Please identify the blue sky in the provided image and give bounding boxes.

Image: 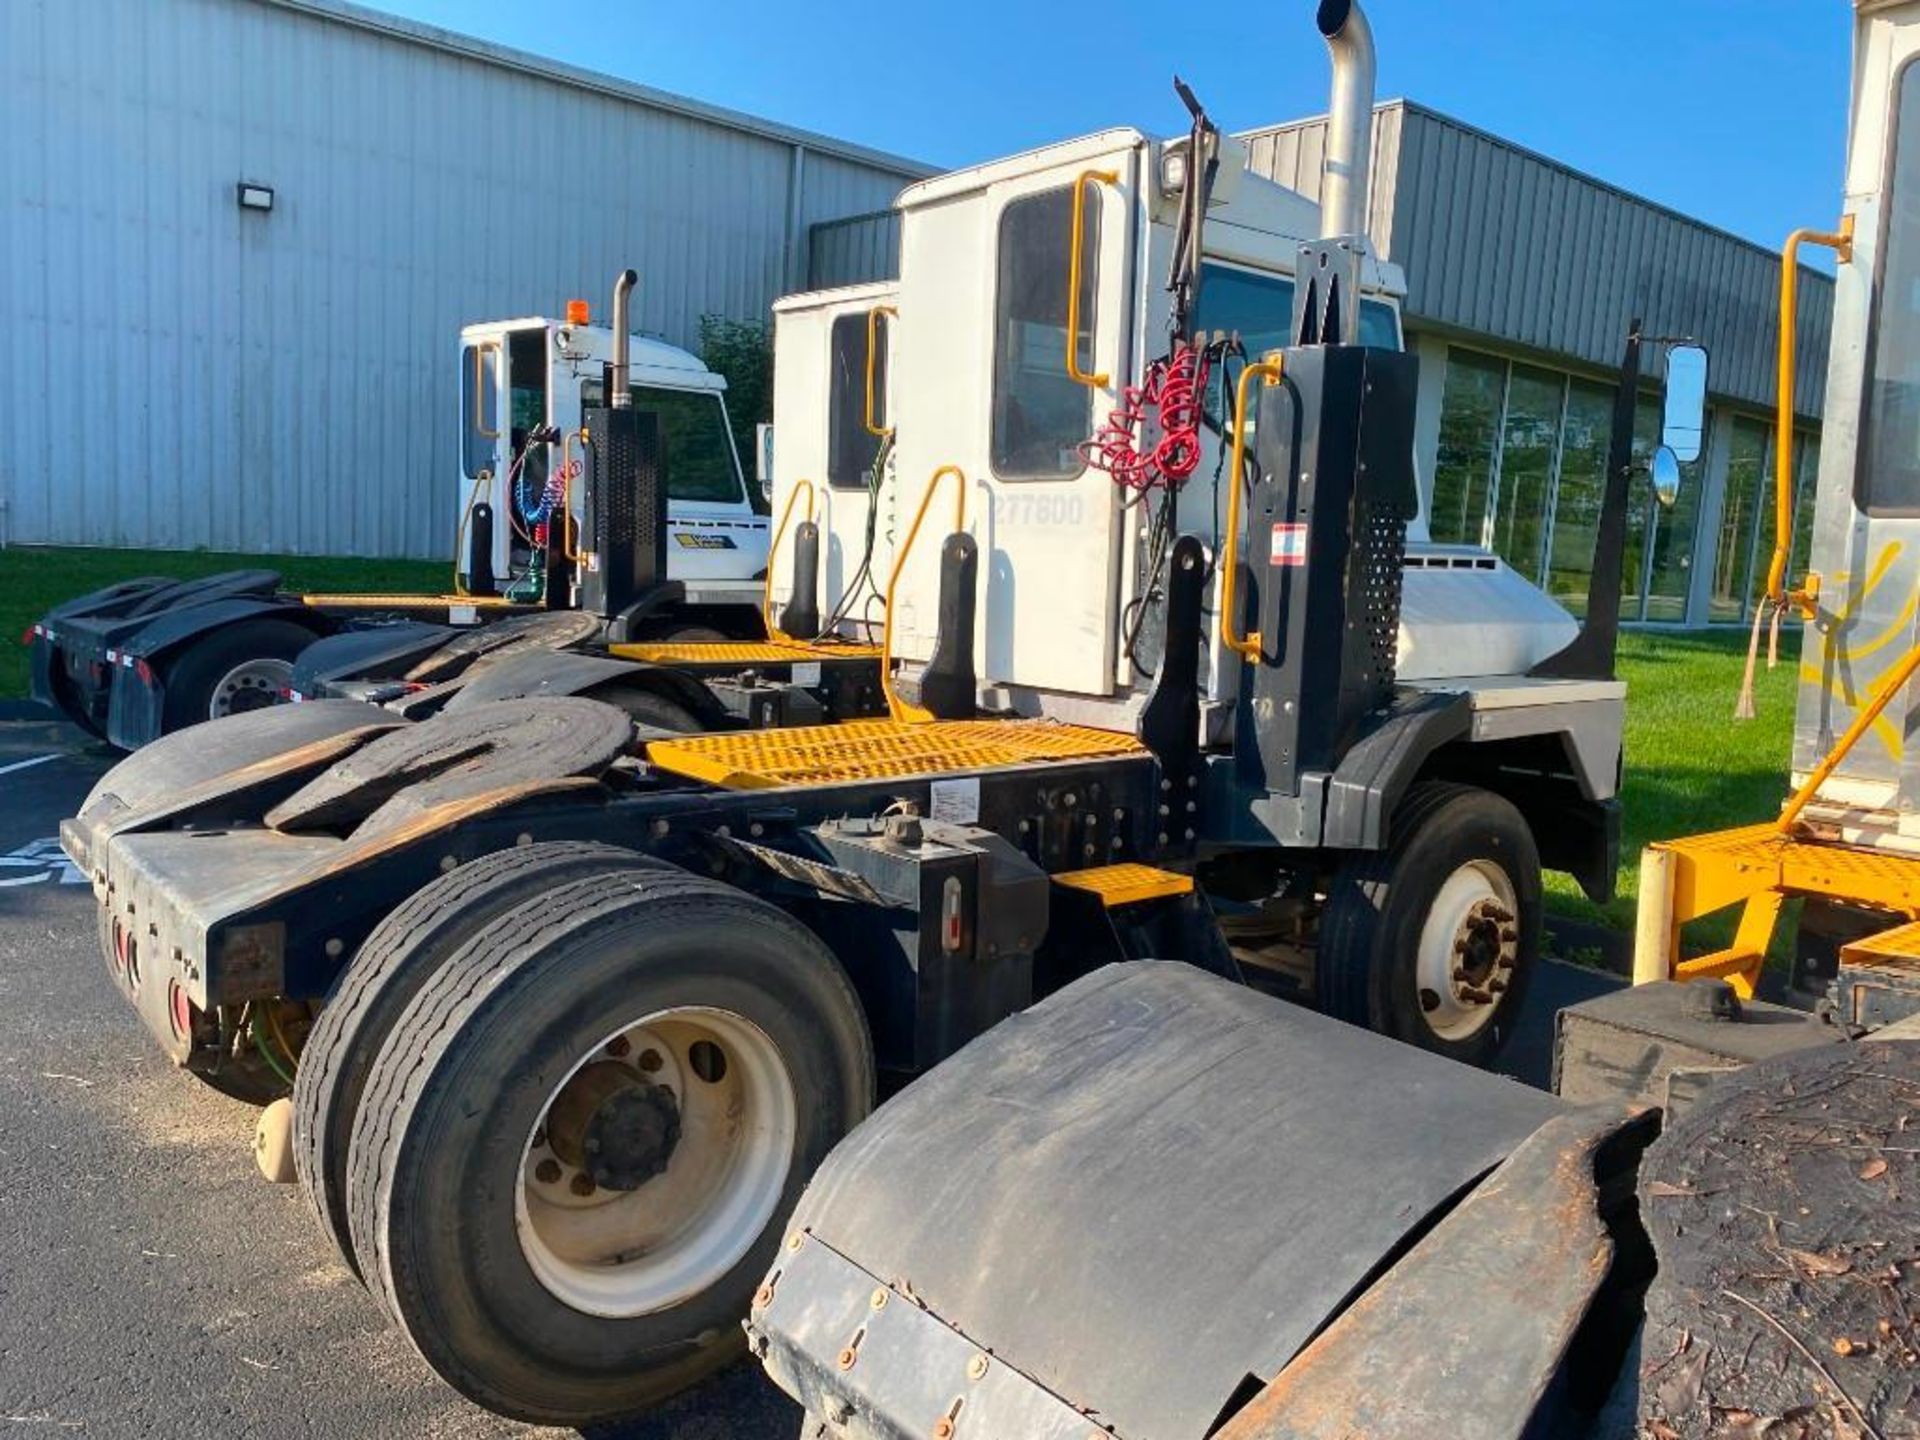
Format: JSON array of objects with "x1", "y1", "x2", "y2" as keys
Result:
[{"x1": 379, "y1": 0, "x2": 1848, "y2": 253}]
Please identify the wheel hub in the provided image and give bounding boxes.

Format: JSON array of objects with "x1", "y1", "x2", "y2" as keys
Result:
[
  {"x1": 545, "y1": 1061, "x2": 682, "y2": 1192},
  {"x1": 1446, "y1": 897, "x2": 1518, "y2": 1008}
]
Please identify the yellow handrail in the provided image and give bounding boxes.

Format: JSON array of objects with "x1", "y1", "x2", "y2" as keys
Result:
[
  {"x1": 561, "y1": 430, "x2": 586, "y2": 564},
  {"x1": 471, "y1": 343, "x2": 500, "y2": 440},
  {"x1": 864, "y1": 305, "x2": 897, "y2": 439},
  {"x1": 1778, "y1": 637, "x2": 1920, "y2": 833},
  {"x1": 1765, "y1": 216, "x2": 1853, "y2": 614},
  {"x1": 882, "y1": 465, "x2": 967, "y2": 723},
  {"x1": 1065, "y1": 169, "x2": 1118, "y2": 389},
  {"x1": 1221, "y1": 357, "x2": 1286, "y2": 662},
  {"x1": 762, "y1": 479, "x2": 817, "y2": 640}
]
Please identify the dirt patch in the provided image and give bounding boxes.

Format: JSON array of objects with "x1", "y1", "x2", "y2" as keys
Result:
[{"x1": 1638, "y1": 1041, "x2": 1919, "y2": 1438}]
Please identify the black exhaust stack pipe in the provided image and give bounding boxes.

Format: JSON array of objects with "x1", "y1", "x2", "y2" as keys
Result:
[
  {"x1": 779, "y1": 522, "x2": 822, "y2": 639},
  {"x1": 580, "y1": 269, "x2": 681, "y2": 638}
]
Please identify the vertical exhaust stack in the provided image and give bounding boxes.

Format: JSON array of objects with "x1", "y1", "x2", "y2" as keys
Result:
[
  {"x1": 1317, "y1": 0, "x2": 1376, "y2": 244},
  {"x1": 610, "y1": 268, "x2": 638, "y2": 408}
]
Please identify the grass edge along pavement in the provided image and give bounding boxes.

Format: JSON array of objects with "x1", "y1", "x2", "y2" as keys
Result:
[
  {"x1": 0, "y1": 546, "x2": 444, "y2": 702},
  {"x1": 3, "y1": 547, "x2": 1799, "y2": 944}
]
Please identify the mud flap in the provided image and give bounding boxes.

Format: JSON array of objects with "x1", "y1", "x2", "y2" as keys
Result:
[{"x1": 753, "y1": 962, "x2": 1564, "y2": 1440}]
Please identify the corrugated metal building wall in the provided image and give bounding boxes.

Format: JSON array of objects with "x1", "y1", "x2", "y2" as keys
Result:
[
  {"x1": 0, "y1": 0, "x2": 928, "y2": 557},
  {"x1": 1241, "y1": 101, "x2": 1833, "y2": 416},
  {"x1": 808, "y1": 210, "x2": 901, "y2": 291}
]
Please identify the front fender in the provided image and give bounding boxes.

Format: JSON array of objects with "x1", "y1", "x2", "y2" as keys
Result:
[{"x1": 440, "y1": 649, "x2": 727, "y2": 725}]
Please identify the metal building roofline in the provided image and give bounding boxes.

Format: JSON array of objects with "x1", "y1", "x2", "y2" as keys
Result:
[
  {"x1": 254, "y1": 0, "x2": 939, "y2": 180},
  {"x1": 1238, "y1": 98, "x2": 1835, "y2": 279}
]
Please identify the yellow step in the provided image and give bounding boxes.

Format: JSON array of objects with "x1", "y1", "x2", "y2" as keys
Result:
[
  {"x1": 1841, "y1": 918, "x2": 1920, "y2": 971},
  {"x1": 1053, "y1": 864, "x2": 1194, "y2": 908}
]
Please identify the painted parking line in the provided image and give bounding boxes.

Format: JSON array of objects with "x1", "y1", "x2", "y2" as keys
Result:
[{"x1": 0, "y1": 753, "x2": 62, "y2": 778}]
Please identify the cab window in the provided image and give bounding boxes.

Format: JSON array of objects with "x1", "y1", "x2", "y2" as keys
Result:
[
  {"x1": 581, "y1": 382, "x2": 745, "y2": 505},
  {"x1": 1860, "y1": 59, "x2": 1920, "y2": 514},
  {"x1": 461, "y1": 343, "x2": 499, "y2": 479},
  {"x1": 991, "y1": 186, "x2": 1098, "y2": 480},
  {"x1": 829, "y1": 312, "x2": 886, "y2": 489},
  {"x1": 1193, "y1": 261, "x2": 1401, "y2": 359}
]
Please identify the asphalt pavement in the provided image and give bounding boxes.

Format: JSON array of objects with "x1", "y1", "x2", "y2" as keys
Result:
[{"x1": 0, "y1": 712, "x2": 1618, "y2": 1438}]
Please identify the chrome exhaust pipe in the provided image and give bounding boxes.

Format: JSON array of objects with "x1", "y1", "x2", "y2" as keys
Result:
[
  {"x1": 1317, "y1": 0, "x2": 1376, "y2": 242},
  {"x1": 610, "y1": 268, "x2": 638, "y2": 408}
]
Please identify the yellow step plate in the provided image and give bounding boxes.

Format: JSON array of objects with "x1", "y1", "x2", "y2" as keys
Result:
[
  {"x1": 300, "y1": 592, "x2": 521, "y2": 609},
  {"x1": 1842, "y1": 918, "x2": 1920, "y2": 970},
  {"x1": 1658, "y1": 824, "x2": 1920, "y2": 915},
  {"x1": 610, "y1": 639, "x2": 882, "y2": 666},
  {"x1": 1054, "y1": 863, "x2": 1193, "y2": 908},
  {"x1": 646, "y1": 718, "x2": 1145, "y2": 789}
]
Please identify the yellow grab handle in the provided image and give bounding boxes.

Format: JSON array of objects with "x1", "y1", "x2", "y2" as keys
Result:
[
  {"x1": 865, "y1": 305, "x2": 897, "y2": 439},
  {"x1": 882, "y1": 465, "x2": 967, "y2": 723},
  {"x1": 1065, "y1": 169, "x2": 1118, "y2": 389},
  {"x1": 1221, "y1": 358, "x2": 1286, "y2": 663},
  {"x1": 471, "y1": 344, "x2": 500, "y2": 440},
  {"x1": 1765, "y1": 216, "x2": 1853, "y2": 614},
  {"x1": 560, "y1": 431, "x2": 587, "y2": 563},
  {"x1": 762, "y1": 479, "x2": 818, "y2": 640}
]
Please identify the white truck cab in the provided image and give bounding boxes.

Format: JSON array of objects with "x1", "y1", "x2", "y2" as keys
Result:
[{"x1": 458, "y1": 315, "x2": 768, "y2": 619}]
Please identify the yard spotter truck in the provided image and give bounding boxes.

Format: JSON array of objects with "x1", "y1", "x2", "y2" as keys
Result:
[
  {"x1": 742, "y1": 4, "x2": 1920, "y2": 1439},
  {"x1": 60, "y1": 0, "x2": 1688, "y2": 1423},
  {"x1": 276, "y1": 277, "x2": 904, "y2": 736},
  {"x1": 22, "y1": 274, "x2": 856, "y2": 749}
]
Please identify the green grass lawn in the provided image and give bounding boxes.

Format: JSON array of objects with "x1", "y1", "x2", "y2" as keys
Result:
[
  {"x1": 1547, "y1": 625, "x2": 1799, "y2": 932},
  {"x1": 0, "y1": 546, "x2": 444, "y2": 700},
  {"x1": 4, "y1": 547, "x2": 1799, "y2": 938}
]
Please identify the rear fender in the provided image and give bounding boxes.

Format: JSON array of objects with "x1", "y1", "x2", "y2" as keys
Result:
[
  {"x1": 1217, "y1": 1107, "x2": 1658, "y2": 1440},
  {"x1": 63, "y1": 701, "x2": 402, "y2": 880},
  {"x1": 118, "y1": 594, "x2": 325, "y2": 666},
  {"x1": 439, "y1": 649, "x2": 728, "y2": 726}
]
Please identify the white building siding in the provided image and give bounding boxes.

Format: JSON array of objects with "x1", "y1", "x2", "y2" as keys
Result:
[{"x1": 0, "y1": 0, "x2": 925, "y2": 556}]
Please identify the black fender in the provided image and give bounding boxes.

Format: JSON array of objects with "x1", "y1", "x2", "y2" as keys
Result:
[
  {"x1": 1322, "y1": 689, "x2": 1472, "y2": 850},
  {"x1": 439, "y1": 648, "x2": 728, "y2": 726},
  {"x1": 291, "y1": 623, "x2": 456, "y2": 699},
  {"x1": 116, "y1": 593, "x2": 328, "y2": 667}
]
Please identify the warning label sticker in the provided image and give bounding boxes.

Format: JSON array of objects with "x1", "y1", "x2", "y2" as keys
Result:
[{"x1": 1271, "y1": 522, "x2": 1308, "y2": 566}]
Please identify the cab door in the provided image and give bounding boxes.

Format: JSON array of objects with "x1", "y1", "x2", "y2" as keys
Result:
[
  {"x1": 1795, "y1": 7, "x2": 1920, "y2": 819},
  {"x1": 895, "y1": 137, "x2": 1142, "y2": 697}
]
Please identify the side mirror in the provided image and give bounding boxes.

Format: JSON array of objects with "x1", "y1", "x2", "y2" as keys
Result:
[
  {"x1": 754, "y1": 422, "x2": 775, "y2": 500},
  {"x1": 1661, "y1": 344, "x2": 1708, "y2": 463},
  {"x1": 1650, "y1": 445, "x2": 1683, "y2": 509}
]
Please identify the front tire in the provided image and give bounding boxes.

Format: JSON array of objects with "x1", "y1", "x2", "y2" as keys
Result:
[
  {"x1": 1317, "y1": 782, "x2": 1540, "y2": 1067},
  {"x1": 346, "y1": 869, "x2": 872, "y2": 1425}
]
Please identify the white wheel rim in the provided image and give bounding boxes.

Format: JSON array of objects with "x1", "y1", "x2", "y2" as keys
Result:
[
  {"x1": 1413, "y1": 861, "x2": 1520, "y2": 1042},
  {"x1": 515, "y1": 1007, "x2": 798, "y2": 1318},
  {"x1": 209, "y1": 658, "x2": 294, "y2": 718}
]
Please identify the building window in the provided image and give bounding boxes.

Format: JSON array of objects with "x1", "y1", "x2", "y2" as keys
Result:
[
  {"x1": 1429, "y1": 348, "x2": 1506, "y2": 546},
  {"x1": 1427, "y1": 343, "x2": 1745, "y2": 625},
  {"x1": 828, "y1": 312, "x2": 885, "y2": 489},
  {"x1": 1711, "y1": 416, "x2": 1770, "y2": 621},
  {"x1": 1490, "y1": 363, "x2": 1564, "y2": 581},
  {"x1": 1637, "y1": 397, "x2": 1710, "y2": 623},
  {"x1": 990, "y1": 186, "x2": 1097, "y2": 480},
  {"x1": 1547, "y1": 380, "x2": 1614, "y2": 616}
]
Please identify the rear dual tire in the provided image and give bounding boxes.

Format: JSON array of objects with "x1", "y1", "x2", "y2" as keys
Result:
[
  {"x1": 324, "y1": 854, "x2": 872, "y2": 1425},
  {"x1": 160, "y1": 618, "x2": 316, "y2": 731}
]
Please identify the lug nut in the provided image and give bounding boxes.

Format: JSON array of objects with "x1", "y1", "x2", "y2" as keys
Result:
[
  {"x1": 535, "y1": 1158, "x2": 562, "y2": 1184},
  {"x1": 569, "y1": 1173, "x2": 597, "y2": 1197},
  {"x1": 606, "y1": 1035, "x2": 631, "y2": 1058}
]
